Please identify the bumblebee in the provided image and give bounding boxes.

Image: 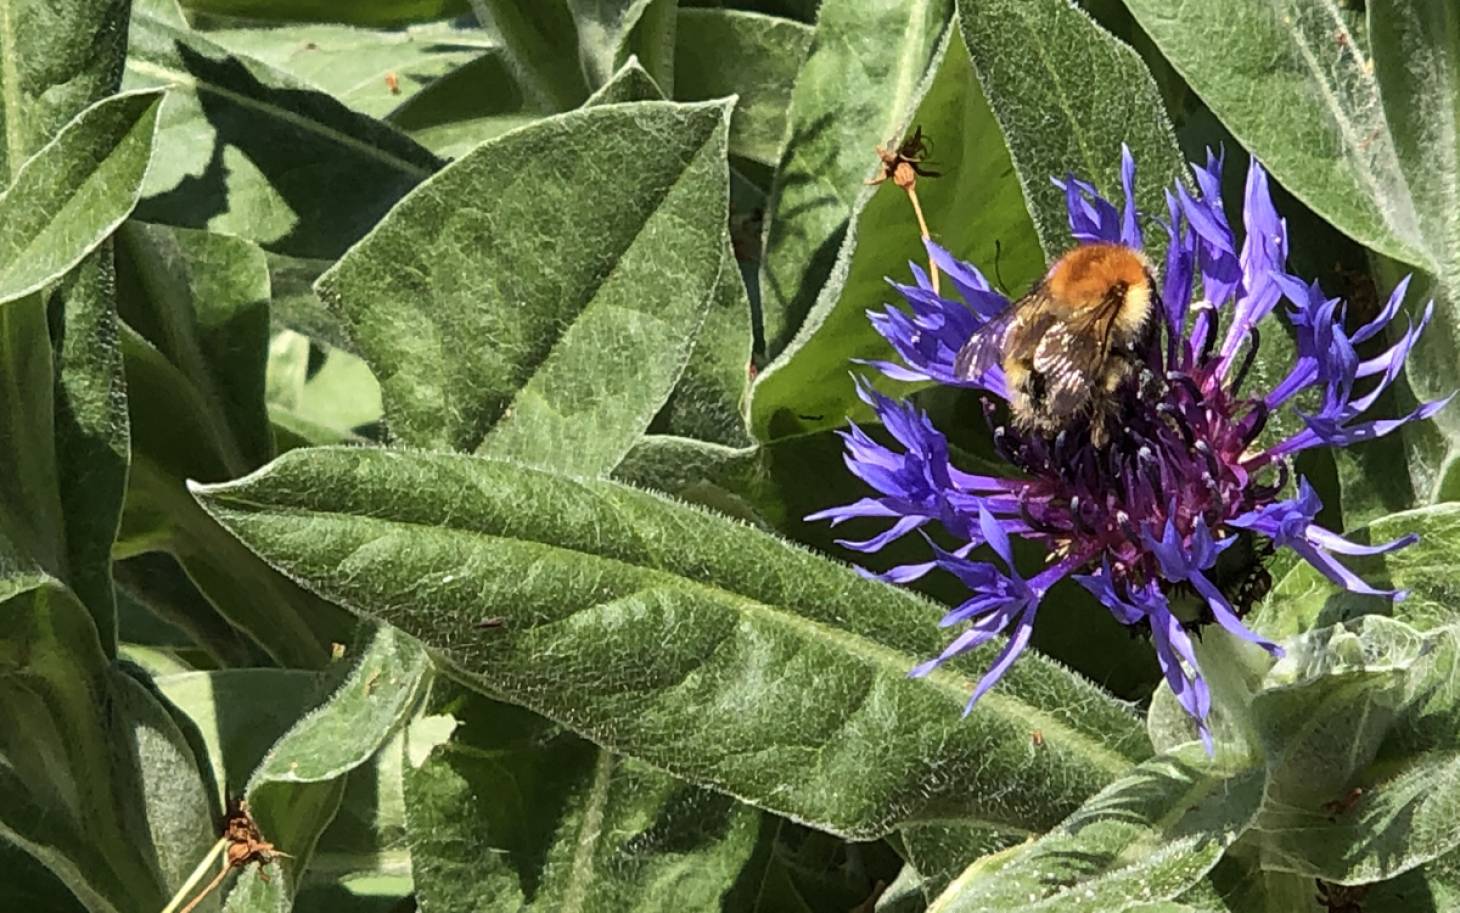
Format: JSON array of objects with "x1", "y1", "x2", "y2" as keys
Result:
[{"x1": 954, "y1": 242, "x2": 1157, "y2": 446}]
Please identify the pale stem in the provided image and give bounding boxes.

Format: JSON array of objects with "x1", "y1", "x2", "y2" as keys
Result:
[{"x1": 160, "y1": 837, "x2": 228, "y2": 913}]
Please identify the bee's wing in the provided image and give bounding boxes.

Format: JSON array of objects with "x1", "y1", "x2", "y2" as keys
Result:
[
  {"x1": 952, "y1": 307, "x2": 1021, "y2": 382},
  {"x1": 1033, "y1": 322, "x2": 1104, "y2": 416}
]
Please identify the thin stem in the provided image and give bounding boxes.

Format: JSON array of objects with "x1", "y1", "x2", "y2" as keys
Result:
[
  {"x1": 160, "y1": 837, "x2": 228, "y2": 913},
  {"x1": 905, "y1": 186, "x2": 941, "y2": 296}
]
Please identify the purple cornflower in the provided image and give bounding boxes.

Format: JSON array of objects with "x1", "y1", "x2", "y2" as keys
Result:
[{"x1": 810, "y1": 146, "x2": 1448, "y2": 751}]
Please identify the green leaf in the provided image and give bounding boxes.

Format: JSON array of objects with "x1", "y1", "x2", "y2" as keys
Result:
[
  {"x1": 299, "y1": 730, "x2": 412, "y2": 908},
  {"x1": 0, "y1": 565, "x2": 191, "y2": 913},
  {"x1": 648, "y1": 251, "x2": 756, "y2": 447},
  {"x1": 1254, "y1": 504, "x2": 1460, "y2": 641},
  {"x1": 566, "y1": 0, "x2": 677, "y2": 92},
  {"x1": 49, "y1": 250, "x2": 132, "y2": 649},
  {"x1": 384, "y1": 47, "x2": 550, "y2": 158},
  {"x1": 927, "y1": 747, "x2": 1263, "y2": 913},
  {"x1": 0, "y1": 90, "x2": 163, "y2": 306},
  {"x1": 117, "y1": 552, "x2": 269, "y2": 666},
  {"x1": 159, "y1": 668, "x2": 331, "y2": 799},
  {"x1": 118, "y1": 222, "x2": 274, "y2": 477},
  {"x1": 316, "y1": 99, "x2": 733, "y2": 474},
  {"x1": 898, "y1": 824, "x2": 1022, "y2": 903},
  {"x1": 747, "y1": 27, "x2": 1045, "y2": 440},
  {"x1": 1120, "y1": 0, "x2": 1429, "y2": 270},
  {"x1": 115, "y1": 221, "x2": 357, "y2": 668},
  {"x1": 584, "y1": 53, "x2": 664, "y2": 104},
  {"x1": 758, "y1": 0, "x2": 953, "y2": 358},
  {"x1": 0, "y1": 1, "x2": 148, "y2": 651},
  {"x1": 469, "y1": 0, "x2": 591, "y2": 108},
  {"x1": 406, "y1": 689, "x2": 766, "y2": 912},
  {"x1": 674, "y1": 9, "x2": 812, "y2": 165},
  {"x1": 0, "y1": 0, "x2": 132, "y2": 179},
  {"x1": 1366, "y1": 3, "x2": 1460, "y2": 481},
  {"x1": 265, "y1": 330, "x2": 383, "y2": 445},
  {"x1": 1122, "y1": 0, "x2": 1460, "y2": 489},
  {"x1": 176, "y1": 0, "x2": 472, "y2": 26},
  {"x1": 470, "y1": 0, "x2": 676, "y2": 104},
  {"x1": 382, "y1": 38, "x2": 662, "y2": 161},
  {"x1": 124, "y1": 11, "x2": 443, "y2": 258},
  {"x1": 957, "y1": 0, "x2": 1186, "y2": 259},
  {"x1": 107, "y1": 664, "x2": 219, "y2": 911},
  {"x1": 220, "y1": 625, "x2": 429, "y2": 912},
  {"x1": 194, "y1": 446, "x2": 1151, "y2": 838},
  {"x1": 1254, "y1": 616, "x2": 1460, "y2": 884},
  {"x1": 1362, "y1": 845, "x2": 1460, "y2": 913},
  {"x1": 200, "y1": 21, "x2": 497, "y2": 119}
]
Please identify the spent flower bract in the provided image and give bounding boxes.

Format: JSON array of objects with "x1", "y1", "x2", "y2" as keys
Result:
[{"x1": 811, "y1": 147, "x2": 1448, "y2": 751}]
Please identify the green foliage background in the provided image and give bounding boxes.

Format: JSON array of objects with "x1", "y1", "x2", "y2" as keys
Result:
[{"x1": 1, "y1": 1, "x2": 1458, "y2": 911}]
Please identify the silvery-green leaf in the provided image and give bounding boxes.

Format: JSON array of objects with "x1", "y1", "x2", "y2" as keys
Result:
[
  {"x1": 927, "y1": 747, "x2": 1263, "y2": 913},
  {"x1": 0, "y1": 562, "x2": 200, "y2": 913},
  {"x1": 115, "y1": 222, "x2": 357, "y2": 668},
  {"x1": 1122, "y1": 0, "x2": 1460, "y2": 490},
  {"x1": 125, "y1": 11, "x2": 443, "y2": 258},
  {"x1": 757, "y1": 0, "x2": 954, "y2": 359},
  {"x1": 673, "y1": 8, "x2": 812, "y2": 164},
  {"x1": 193, "y1": 446, "x2": 1151, "y2": 838},
  {"x1": 316, "y1": 99, "x2": 733, "y2": 475},
  {"x1": 0, "y1": 0, "x2": 131, "y2": 177},
  {"x1": 1254, "y1": 616, "x2": 1460, "y2": 884},
  {"x1": 747, "y1": 26, "x2": 1044, "y2": 439},
  {"x1": 405, "y1": 688, "x2": 765, "y2": 913},
  {"x1": 218, "y1": 626, "x2": 430, "y2": 912},
  {"x1": 956, "y1": 0, "x2": 1186, "y2": 258},
  {"x1": 0, "y1": 90, "x2": 163, "y2": 306},
  {"x1": 0, "y1": 1, "x2": 152, "y2": 651}
]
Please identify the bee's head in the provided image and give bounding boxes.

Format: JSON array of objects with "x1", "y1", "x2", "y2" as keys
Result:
[{"x1": 1046, "y1": 242, "x2": 1154, "y2": 336}]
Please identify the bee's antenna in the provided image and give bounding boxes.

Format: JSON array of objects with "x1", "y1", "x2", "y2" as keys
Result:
[{"x1": 992, "y1": 240, "x2": 1011, "y2": 295}]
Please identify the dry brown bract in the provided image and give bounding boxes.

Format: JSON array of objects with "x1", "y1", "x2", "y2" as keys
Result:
[
  {"x1": 868, "y1": 125, "x2": 940, "y2": 190},
  {"x1": 173, "y1": 799, "x2": 287, "y2": 913},
  {"x1": 867, "y1": 126, "x2": 944, "y2": 295}
]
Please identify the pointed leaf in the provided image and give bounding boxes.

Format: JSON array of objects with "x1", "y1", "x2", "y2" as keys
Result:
[
  {"x1": 115, "y1": 222, "x2": 356, "y2": 668},
  {"x1": 928, "y1": 747, "x2": 1263, "y2": 913},
  {"x1": 406, "y1": 689, "x2": 765, "y2": 912},
  {"x1": 194, "y1": 446, "x2": 1151, "y2": 838},
  {"x1": 0, "y1": 90, "x2": 163, "y2": 306},
  {"x1": 316, "y1": 99, "x2": 733, "y2": 474},
  {"x1": 0, "y1": 563, "x2": 198, "y2": 913},
  {"x1": 1121, "y1": 0, "x2": 1431, "y2": 269},
  {"x1": 673, "y1": 8, "x2": 812, "y2": 165},
  {"x1": 0, "y1": 0, "x2": 147, "y2": 651},
  {"x1": 748, "y1": 27, "x2": 1044, "y2": 439},
  {"x1": 957, "y1": 0, "x2": 1186, "y2": 258},
  {"x1": 758, "y1": 0, "x2": 954, "y2": 358},
  {"x1": 124, "y1": 12, "x2": 443, "y2": 258},
  {"x1": 1255, "y1": 616, "x2": 1460, "y2": 884},
  {"x1": 220, "y1": 625, "x2": 430, "y2": 912}
]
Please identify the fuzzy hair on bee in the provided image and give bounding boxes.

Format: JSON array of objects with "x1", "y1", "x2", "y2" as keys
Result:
[{"x1": 954, "y1": 242, "x2": 1158, "y2": 446}]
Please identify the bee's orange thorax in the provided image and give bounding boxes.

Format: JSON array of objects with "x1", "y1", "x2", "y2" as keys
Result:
[{"x1": 1045, "y1": 243, "x2": 1150, "y2": 310}]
